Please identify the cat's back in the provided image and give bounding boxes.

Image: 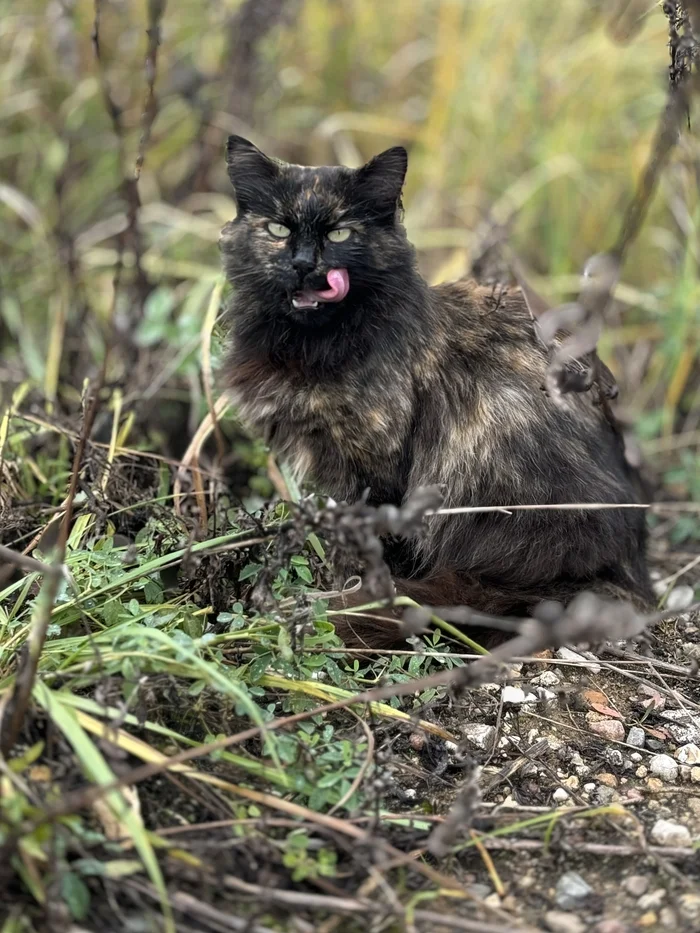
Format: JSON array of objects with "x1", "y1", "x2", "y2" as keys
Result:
[
  {"x1": 423, "y1": 277, "x2": 551, "y2": 397},
  {"x1": 429, "y1": 278, "x2": 541, "y2": 351},
  {"x1": 421, "y1": 276, "x2": 611, "y2": 446}
]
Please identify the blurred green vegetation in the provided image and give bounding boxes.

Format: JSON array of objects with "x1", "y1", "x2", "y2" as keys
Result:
[{"x1": 1, "y1": 0, "x2": 697, "y2": 439}]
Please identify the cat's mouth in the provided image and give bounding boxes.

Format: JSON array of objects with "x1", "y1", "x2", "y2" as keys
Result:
[{"x1": 291, "y1": 268, "x2": 349, "y2": 310}]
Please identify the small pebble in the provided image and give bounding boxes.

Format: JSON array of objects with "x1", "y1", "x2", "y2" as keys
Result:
[
  {"x1": 533, "y1": 670, "x2": 561, "y2": 687},
  {"x1": 626, "y1": 726, "x2": 645, "y2": 748},
  {"x1": 590, "y1": 719, "x2": 625, "y2": 742},
  {"x1": 592, "y1": 921, "x2": 630, "y2": 933},
  {"x1": 687, "y1": 797, "x2": 700, "y2": 815},
  {"x1": 623, "y1": 875, "x2": 649, "y2": 896},
  {"x1": 462, "y1": 723, "x2": 496, "y2": 752},
  {"x1": 408, "y1": 733, "x2": 425, "y2": 751},
  {"x1": 595, "y1": 772, "x2": 618, "y2": 788},
  {"x1": 563, "y1": 775, "x2": 580, "y2": 789},
  {"x1": 680, "y1": 765, "x2": 692, "y2": 782},
  {"x1": 649, "y1": 754, "x2": 679, "y2": 783},
  {"x1": 666, "y1": 584, "x2": 695, "y2": 611},
  {"x1": 638, "y1": 913, "x2": 657, "y2": 928},
  {"x1": 635, "y1": 765, "x2": 648, "y2": 778},
  {"x1": 554, "y1": 871, "x2": 593, "y2": 910},
  {"x1": 676, "y1": 743, "x2": 700, "y2": 765},
  {"x1": 679, "y1": 893, "x2": 700, "y2": 921},
  {"x1": 544, "y1": 911, "x2": 586, "y2": 933},
  {"x1": 692, "y1": 767, "x2": 700, "y2": 784},
  {"x1": 553, "y1": 787, "x2": 570, "y2": 803},
  {"x1": 659, "y1": 907, "x2": 678, "y2": 929},
  {"x1": 596, "y1": 785, "x2": 616, "y2": 805},
  {"x1": 583, "y1": 782, "x2": 596, "y2": 793},
  {"x1": 638, "y1": 889, "x2": 665, "y2": 910},
  {"x1": 604, "y1": 747, "x2": 624, "y2": 768},
  {"x1": 650, "y1": 818, "x2": 692, "y2": 847},
  {"x1": 646, "y1": 777, "x2": 664, "y2": 792},
  {"x1": 630, "y1": 752, "x2": 642, "y2": 763},
  {"x1": 501, "y1": 686, "x2": 531, "y2": 704}
]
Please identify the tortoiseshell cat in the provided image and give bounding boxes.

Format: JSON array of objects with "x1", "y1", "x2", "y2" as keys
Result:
[{"x1": 220, "y1": 136, "x2": 653, "y2": 645}]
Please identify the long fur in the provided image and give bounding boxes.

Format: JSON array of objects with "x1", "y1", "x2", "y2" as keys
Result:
[{"x1": 220, "y1": 136, "x2": 654, "y2": 646}]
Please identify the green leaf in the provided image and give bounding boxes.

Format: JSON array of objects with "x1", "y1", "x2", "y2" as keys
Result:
[
  {"x1": 61, "y1": 872, "x2": 90, "y2": 921},
  {"x1": 317, "y1": 772, "x2": 343, "y2": 789},
  {"x1": 143, "y1": 579, "x2": 163, "y2": 603},
  {"x1": 8, "y1": 740, "x2": 44, "y2": 773},
  {"x1": 295, "y1": 565, "x2": 313, "y2": 585},
  {"x1": 239, "y1": 562, "x2": 263, "y2": 582}
]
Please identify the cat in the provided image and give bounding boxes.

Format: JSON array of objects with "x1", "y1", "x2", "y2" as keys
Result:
[{"x1": 219, "y1": 135, "x2": 654, "y2": 646}]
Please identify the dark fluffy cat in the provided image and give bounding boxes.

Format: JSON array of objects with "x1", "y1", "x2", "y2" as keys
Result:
[{"x1": 220, "y1": 135, "x2": 654, "y2": 646}]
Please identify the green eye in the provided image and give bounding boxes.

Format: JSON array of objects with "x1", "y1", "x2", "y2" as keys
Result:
[
  {"x1": 327, "y1": 227, "x2": 351, "y2": 243},
  {"x1": 267, "y1": 222, "x2": 291, "y2": 238}
]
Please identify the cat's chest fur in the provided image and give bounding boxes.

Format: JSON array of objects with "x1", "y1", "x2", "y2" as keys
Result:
[{"x1": 228, "y1": 354, "x2": 414, "y2": 501}]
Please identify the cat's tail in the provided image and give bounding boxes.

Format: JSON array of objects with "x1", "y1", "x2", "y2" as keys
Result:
[{"x1": 330, "y1": 569, "x2": 654, "y2": 649}]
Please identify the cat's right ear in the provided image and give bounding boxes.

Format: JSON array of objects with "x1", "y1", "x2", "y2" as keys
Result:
[
  {"x1": 354, "y1": 146, "x2": 408, "y2": 222},
  {"x1": 225, "y1": 135, "x2": 280, "y2": 213}
]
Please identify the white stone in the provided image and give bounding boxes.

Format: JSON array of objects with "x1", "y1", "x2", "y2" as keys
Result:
[
  {"x1": 649, "y1": 754, "x2": 679, "y2": 783},
  {"x1": 533, "y1": 670, "x2": 561, "y2": 687},
  {"x1": 666, "y1": 585, "x2": 695, "y2": 612},
  {"x1": 626, "y1": 726, "x2": 646, "y2": 748},
  {"x1": 501, "y1": 685, "x2": 555, "y2": 704},
  {"x1": 553, "y1": 788, "x2": 570, "y2": 803},
  {"x1": 462, "y1": 723, "x2": 497, "y2": 751},
  {"x1": 544, "y1": 912, "x2": 586, "y2": 933},
  {"x1": 639, "y1": 889, "x2": 666, "y2": 910},
  {"x1": 650, "y1": 819, "x2": 692, "y2": 847},
  {"x1": 676, "y1": 743, "x2": 700, "y2": 765}
]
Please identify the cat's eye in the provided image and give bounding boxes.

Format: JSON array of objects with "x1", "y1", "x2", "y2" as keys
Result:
[
  {"x1": 327, "y1": 227, "x2": 351, "y2": 243},
  {"x1": 267, "y1": 222, "x2": 291, "y2": 238}
]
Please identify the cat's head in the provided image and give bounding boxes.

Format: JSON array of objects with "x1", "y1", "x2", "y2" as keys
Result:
[{"x1": 220, "y1": 136, "x2": 412, "y2": 325}]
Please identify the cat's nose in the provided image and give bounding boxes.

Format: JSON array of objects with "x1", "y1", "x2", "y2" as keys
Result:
[{"x1": 292, "y1": 249, "x2": 316, "y2": 278}]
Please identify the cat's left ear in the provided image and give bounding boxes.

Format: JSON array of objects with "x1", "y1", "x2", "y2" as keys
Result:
[
  {"x1": 226, "y1": 135, "x2": 281, "y2": 212},
  {"x1": 354, "y1": 147, "x2": 408, "y2": 222}
]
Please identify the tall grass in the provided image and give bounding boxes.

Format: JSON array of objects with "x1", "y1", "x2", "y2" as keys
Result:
[{"x1": 1, "y1": 1, "x2": 696, "y2": 426}]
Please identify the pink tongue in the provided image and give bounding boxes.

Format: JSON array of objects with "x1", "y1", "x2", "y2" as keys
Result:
[{"x1": 304, "y1": 268, "x2": 350, "y2": 303}]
